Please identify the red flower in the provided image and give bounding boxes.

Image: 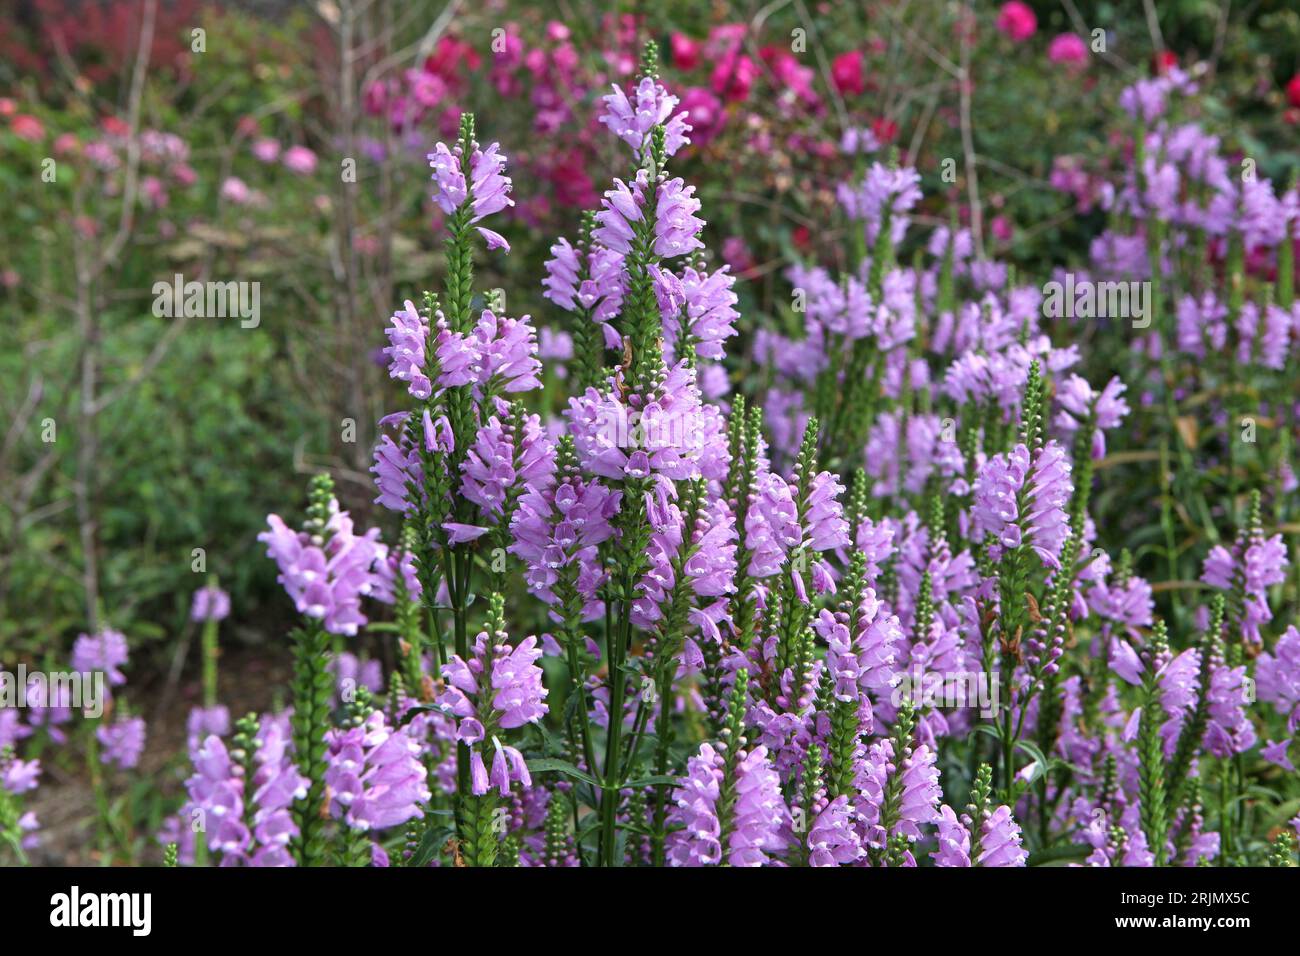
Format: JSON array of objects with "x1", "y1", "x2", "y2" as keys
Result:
[
  {"x1": 871, "y1": 116, "x2": 899, "y2": 144},
  {"x1": 11, "y1": 114, "x2": 44, "y2": 141},
  {"x1": 671, "y1": 32, "x2": 700, "y2": 71},
  {"x1": 681, "y1": 87, "x2": 725, "y2": 145},
  {"x1": 1152, "y1": 50, "x2": 1179, "y2": 75},
  {"x1": 425, "y1": 35, "x2": 481, "y2": 79},
  {"x1": 995, "y1": 2, "x2": 1037, "y2": 43},
  {"x1": 831, "y1": 50, "x2": 865, "y2": 96},
  {"x1": 1048, "y1": 33, "x2": 1089, "y2": 67},
  {"x1": 711, "y1": 52, "x2": 759, "y2": 102},
  {"x1": 792, "y1": 225, "x2": 812, "y2": 250},
  {"x1": 1287, "y1": 74, "x2": 1300, "y2": 110}
]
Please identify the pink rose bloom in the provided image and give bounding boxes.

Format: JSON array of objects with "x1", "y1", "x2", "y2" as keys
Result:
[
  {"x1": 363, "y1": 80, "x2": 389, "y2": 116},
  {"x1": 53, "y1": 133, "x2": 80, "y2": 155},
  {"x1": 141, "y1": 176, "x2": 168, "y2": 209},
  {"x1": 711, "y1": 52, "x2": 759, "y2": 102},
  {"x1": 721, "y1": 236, "x2": 754, "y2": 274},
  {"x1": 679, "y1": 86, "x2": 724, "y2": 145},
  {"x1": 608, "y1": 51, "x2": 636, "y2": 77},
  {"x1": 171, "y1": 162, "x2": 197, "y2": 187},
  {"x1": 1047, "y1": 33, "x2": 1089, "y2": 66},
  {"x1": 763, "y1": 47, "x2": 817, "y2": 104},
  {"x1": 0, "y1": 98, "x2": 15, "y2": 116},
  {"x1": 831, "y1": 50, "x2": 865, "y2": 96},
  {"x1": 252, "y1": 137, "x2": 280, "y2": 163},
  {"x1": 705, "y1": 23, "x2": 746, "y2": 59},
  {"x1": 11, "y1": 114, "x2": 44, "y2": 141},
  {"x1": 282, "y1": 145, "x2": 318, "y2": 175},
  {"x1": 996, "y1": 2, "x2": 1037, "y2": 42},
  {"x1": 671, "y1": 32, "x2": 700, "y2": 70},
  {"x1": 220, "y1": 176, "x2": 252, "y2": 205}
]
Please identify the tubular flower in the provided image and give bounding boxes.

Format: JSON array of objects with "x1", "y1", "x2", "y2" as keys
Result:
[
  {"x1": 808, "y1": 795, "x2": 864, "y2": 866},
  {"x1": 371, "y1": 416, "x2": 425, "y2": 516},
  {"x1": 97, "y1": 715, "x2": 146, "y2": 770},
  {"x1": 977, "y1": 806, "x2": 1028, "y2": 866},
  {"x1": 971, "y1": 441, "x2": 1073, "y2": 568},
  {"x1": 324, "y1": 711, "x2": 430, "y2": 830},
  {"x1": 258, "y1": 499, "x2": 383, "y2": 636},
  {"x1": 665, "y1": 743, "x2": 724, "y2": 866},
  {"x1": 384, "y1": 299, "x2": 433, "y2": 399},
  {"x1": 567, "y1": 360, "x2": 719, "y2": 483},
  {"x1": 460, "y1": 407, "x2": 556, "y2": 525},
  {"x1": 1158, "y1": 647, "x2": 1202, "y2": 756},
  {"x1": 745, "y1": 470, "x2": 802, "y2": 578},
  {"x1": 72, "y1": 629, "x2": 130, "y2": 687},
  {"x1": 191, "y1": 585, "x2": 231, "y2": 622},
  {"x1": 815, "y1": 592, "x2": 903, "y2": 702},
  {"x1": 599, "y1": 76, "x2": 692, "y2": 156},
  {"x1": 654, "y1": 177, "x2": 706, "y2": 259},
  {"x1": 433, "y1": 626, "x2": 549, "y2": 796},
  {"x1": 472, "y1": 310, "x2": 544, "y2": 395},
  {"x1": 755, "y1": 468, "x2": 851, "y2": 601},
  {"x1": 1203, "y1": 656, "x2": 1256, "y2": 758},
  {"x1": 428, "y1": 139, "x2": 513, "y2": 222},
  {"x1": 931, "y1": 805, "x2": 972, "y2": 866},
  {"x1": 369, "y1": 544, "x2": 422, "y2": 604},
  {"x1": 594, "y1": 171, "x2": 705, "y2": 260},
  {"x1": 1201, "y1": 531, "x2": 1288, "y2": 645},
  {"x1": 542, "y1": 237, "x2": 627, "y2": 343},
  {"x1": 893, "y1": 744, "x2": 942, "y2": 843},
  {"x1": 183, "y1": 717, "x2": 307, "y2": 867},
  {"x1": 1257, "y1": 626, "x2": 1300, "y2": 728},
  {"x1": 1054, "y1": 374, "x2": 1130, "y2": 458},
  {"x1": 727, "y1": 745, "x2": 787, "y2": 866},
  {"x1": 491, "y1": 635, "x2": 549, "y2": 729},
  {"x1": 508, "y1": 467, "x2": 618, "y2": 616},
  {"x1": 433, "y1": 310, "x2": 544, "y2": 397},
  {"x1": 838, "y1": 162, "x2": 923, "y2": 247}
]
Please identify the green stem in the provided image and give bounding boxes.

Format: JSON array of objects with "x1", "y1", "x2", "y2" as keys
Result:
[{"x1": 290, "y1": 619, "x2": 332, "y2": 867}]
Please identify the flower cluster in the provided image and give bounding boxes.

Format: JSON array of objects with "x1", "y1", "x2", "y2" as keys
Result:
[
  {"x1": 258, "y1": 496, "x2": 384, "y2": 637},
  {"x1": 43, "y1": 39, "x2": 1297, "y2": 873}
]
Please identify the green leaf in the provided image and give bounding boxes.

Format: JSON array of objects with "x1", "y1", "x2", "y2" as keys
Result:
[
  {"x1": 1011, "y1": 739, "x2": 1052, "y2": 786},
  {"x1": 1027, "y1": 843, "x2": 1091, "y2": 866},
  {"x1": 526, "y1": 758, "x2": 601, "y2": 788},
  {"x1": 408, "y1": 824, "x2": 453, "y2": 868},
  {"x1": 395, "y1": 704, "x2": 439, "y2": 727},
  {"x1": 621, "y1": 774, "x2": 679, "y2": 789},
  {"x1": 971, "y1": 723, "x2": 1002, "y2": 744}
]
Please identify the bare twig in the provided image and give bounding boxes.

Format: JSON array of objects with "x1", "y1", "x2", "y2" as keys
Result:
[{"x1": 958, "y1": 1, "x2": 983, "y2": 259}]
